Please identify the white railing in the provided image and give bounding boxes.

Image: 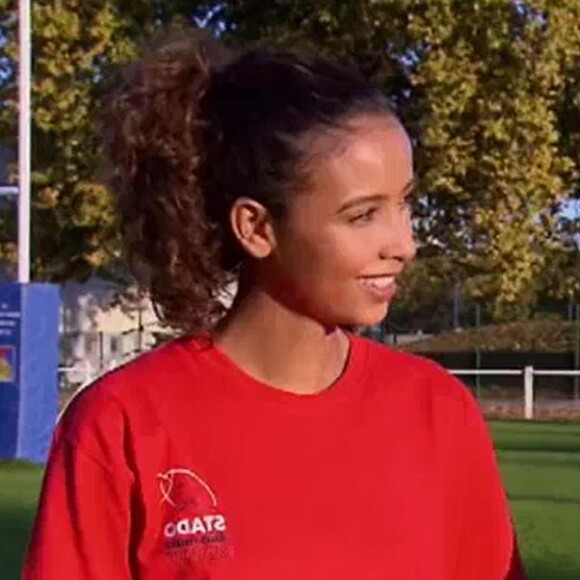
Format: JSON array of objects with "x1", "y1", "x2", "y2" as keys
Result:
[
  {"x1": 58, "y1": 360, "x2": 94, "y2": 388},
  {"x1": 56, "y1": 362, "x2": 580, "y2": 421},
  {"x1": 57, "y1": 342, "x2": 151, "y2": 392},
  {"x1": 451, "y1": 367, "x2": 580, "y2": 420}
]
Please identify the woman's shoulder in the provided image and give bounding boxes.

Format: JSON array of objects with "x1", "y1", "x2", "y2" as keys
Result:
[
  {"x1": 58, "y1": 337, "x2": 210, "y2": 441},
  {"x1": 355, "y1": 335, "x2": 489, "y2": 446},
  {"x1": 354, "y1": 334, "x2": 470, "y2": 404}
]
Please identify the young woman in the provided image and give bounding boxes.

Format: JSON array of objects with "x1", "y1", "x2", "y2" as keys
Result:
[{"x1": 24, "y1": 34, "x2": 526, "y2": 579}]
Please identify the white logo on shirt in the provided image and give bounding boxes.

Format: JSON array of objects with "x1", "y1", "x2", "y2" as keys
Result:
[
  {"x1": 157, "y1": 467, "x2": 231, "y2": 555},
  {"x1": 158, "y1": 468, "x2": 218, "y2": 508}
]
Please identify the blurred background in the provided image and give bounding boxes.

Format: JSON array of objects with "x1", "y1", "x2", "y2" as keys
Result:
[{"x1": 0, "y1": 1, "x2": 579, "y2": 578}]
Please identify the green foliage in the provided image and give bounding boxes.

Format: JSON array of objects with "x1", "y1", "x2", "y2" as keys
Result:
[
  {"x1": 403, "y1": 319, "x2": 579, "y2": 352},
  {"x1": 221, "y1": 0, "x2": 580, "y2": 322},
  {"x1": 387, "y1": 256, "x2": 458, "y2": 332},
  {"x1": 0, "y1": 0, "x2": 578, "y2": 316},
  {"x1": 0, "y1": 0, "x2": 139, "y2": 280}
]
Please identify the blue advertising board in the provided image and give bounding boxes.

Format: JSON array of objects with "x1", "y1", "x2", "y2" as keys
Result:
[
  {"x1": 0, "y1": 285, "x2": 21, "y2": 459},
  {"x1": 0, "y1": 284, "x2": 59, "y2": 463}
]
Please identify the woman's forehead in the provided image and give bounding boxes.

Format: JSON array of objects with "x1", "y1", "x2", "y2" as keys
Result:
[{"x1": 302, "y1": 117, "x2": 413, "y2": 199}]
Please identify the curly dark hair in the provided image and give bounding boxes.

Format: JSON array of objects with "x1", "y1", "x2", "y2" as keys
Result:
[{"x1": 104, "y1": 32, "x2": 395, "y2": 336}]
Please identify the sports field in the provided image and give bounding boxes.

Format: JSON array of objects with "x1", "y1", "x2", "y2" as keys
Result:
[
  {"x1": 491, "y1": 421, "x2": 580, "y2": 579},
  {"x1": 1, "y1": 420, "x2": 579, "y2": 579}
]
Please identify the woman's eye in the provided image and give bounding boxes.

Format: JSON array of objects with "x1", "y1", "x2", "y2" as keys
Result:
[{"x1": 349, "y1": 208, "x2": 378, "y2": 224}]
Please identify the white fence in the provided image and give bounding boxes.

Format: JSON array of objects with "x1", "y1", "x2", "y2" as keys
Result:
[
  {"x1": 452, "y1": 367, "x2": 580, "y2": 420},
  {"x1": 58, "y1": 328, "x2": 161, "y2": 390},
  {"x1": 57, "y1": 358, "x2": 580, "y2": 421},
  {"x1": 58, "y1": 360, "x2": 94, "y2": 387}
]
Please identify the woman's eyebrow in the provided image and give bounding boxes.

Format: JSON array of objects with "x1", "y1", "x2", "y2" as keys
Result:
[{"x1": 337, "y1": 177, "x2": 417, "y2": 214}]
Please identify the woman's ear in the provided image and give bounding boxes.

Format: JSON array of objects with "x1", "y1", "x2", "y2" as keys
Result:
[{"x1": 229, "y1": 197, "x2": 277, "y2": 259}]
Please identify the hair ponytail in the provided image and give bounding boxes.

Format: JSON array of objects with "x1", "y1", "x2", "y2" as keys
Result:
[
  {"x1": 104, "y1": 33, "x2": 232, "y2": 335},
  {"x1": 104, "y1": 31, "x2": 394, "y2": 336}
]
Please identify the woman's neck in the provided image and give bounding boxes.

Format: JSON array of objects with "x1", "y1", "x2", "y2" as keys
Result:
[{"x1": 212, "y1": 288, "x2": 350, "y2": 395}]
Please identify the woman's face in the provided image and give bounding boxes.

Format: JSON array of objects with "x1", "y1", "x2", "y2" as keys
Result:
[{"x1": 263, "y1": 114, "x2": 416, "y2": 328}]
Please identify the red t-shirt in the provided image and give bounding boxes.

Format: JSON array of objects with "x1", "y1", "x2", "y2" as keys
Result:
[{"x1": 23, "y1": 334, "x2": 526, "y2": 579}]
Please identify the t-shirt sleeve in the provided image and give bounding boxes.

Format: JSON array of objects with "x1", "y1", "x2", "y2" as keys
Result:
[
  {"x1": 436, "y1": 372, "x2": 527, "y2": 580},
  {"x1": 22, "y1": 386, "x2": 134, "y2": 580}
]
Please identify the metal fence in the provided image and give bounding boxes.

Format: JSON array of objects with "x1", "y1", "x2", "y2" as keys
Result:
[
  {"x1": 361, "y1": 297, "x2": 580, "y2": 410},
  {"x1": 58, "y1": 315, "x2": 580, "y2": 421},
  {"x1": 58, "y1": 328, "x2": 159, "y2": 392},
  {"x1": 452, "y1": 368, "x2": 580, "y2": 420}
]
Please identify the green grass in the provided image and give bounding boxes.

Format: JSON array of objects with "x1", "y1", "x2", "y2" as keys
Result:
[
  {"x1": 1, "y1": 422, "x2": 579, "y2": 579},
  {"x1": 491, "y1": 421, "x2": 580, "y2": 579},
  {"x1": 0, "y1": 461, "x2": 44, "y2": 578}
]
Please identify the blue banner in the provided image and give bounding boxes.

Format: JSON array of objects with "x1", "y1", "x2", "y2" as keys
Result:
[
  {"x1": 0, "y1": 284, "x2": 22, "y2": 459},
  {"x1": 0, "y1": 283, "x2": 59, "y2": 463}
]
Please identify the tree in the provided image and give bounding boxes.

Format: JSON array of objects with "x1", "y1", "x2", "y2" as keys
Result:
[
  {"x1": 386, "y1": 256, "x2": 460, "y2": 333},
  {"x1": 219, "y1": 0, "x2": 580, "y2": 322},
  {"x1": 0, "y1": 0, "x2": 137, "y2": 280},
  {"x1": 0, "y1": 0, "x2": 578, "y2": 325},
  {"x1": 0, "y1": 0, "x2": 224, "y2": 281}
]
